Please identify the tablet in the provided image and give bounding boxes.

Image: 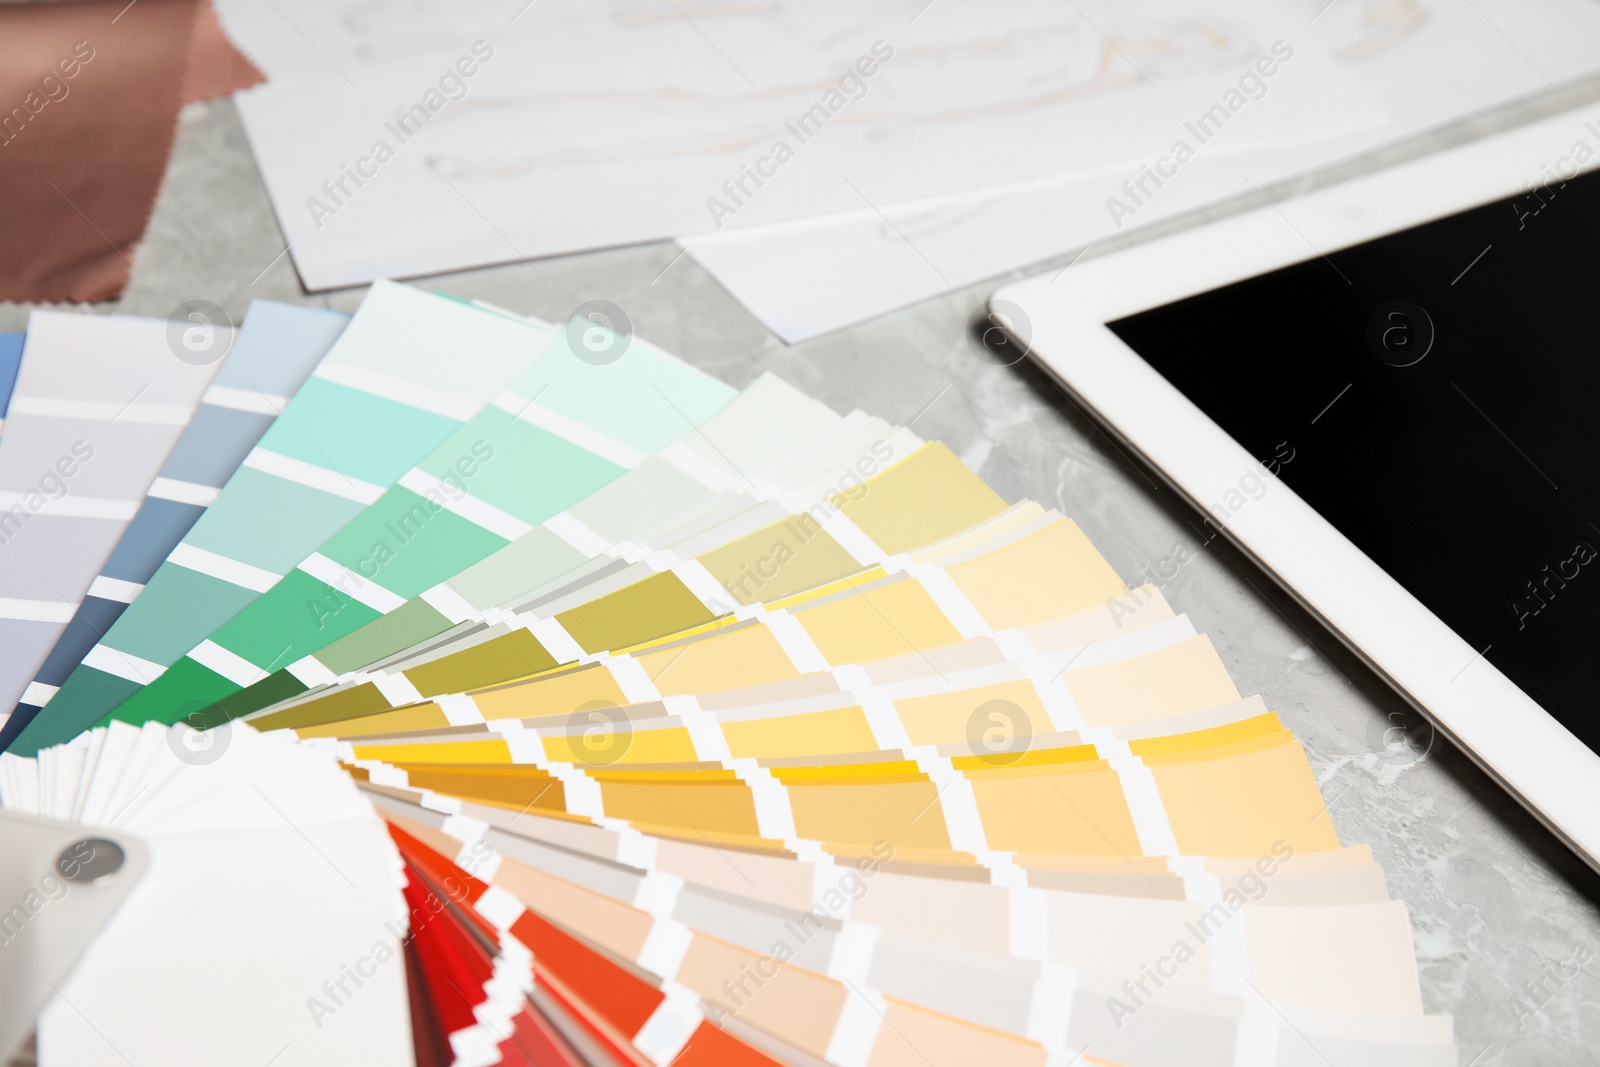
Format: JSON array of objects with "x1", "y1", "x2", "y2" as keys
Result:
[{"x1": 993, "y1": 105, "x2": 1600, "y2": 871}]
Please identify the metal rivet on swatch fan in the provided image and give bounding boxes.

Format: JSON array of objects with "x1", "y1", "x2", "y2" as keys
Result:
[{"x1": 56, "y1": 838, "x2": 126, "y2": 884}]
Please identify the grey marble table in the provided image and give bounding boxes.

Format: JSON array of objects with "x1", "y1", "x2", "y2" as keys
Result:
[{"x1": 6, "y1": 90, "x2": 1600, "y2": 1065}]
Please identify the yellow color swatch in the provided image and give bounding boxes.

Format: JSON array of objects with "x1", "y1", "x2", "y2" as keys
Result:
[
  {"x1": 894, "y1": 678, "x2": 1052, "y2": 748},
  {"x1": 909, "y1": 500, "x2": 1046, "y2": 564},
  {"x1": 556, "y1": 569, "x2": 717, "y2": 654},
  {"x1": 722, "y1": 704, "x2": 879, "y2": 761},
  {"x1": 1149, "y1": 733, "x2": 1342, "y2": 855},
  {"x1": 352, "y1": 737, "x2": 510, "y2": 765},
  {"x1": 784, "y1": 776, "x2": 952, "y2": 852},
  {"x1": 401, "y1": 765, "x2": 566, "y2": 815},
  {"x1": 698, "y1": 513, "x2": 863, "y2": 606},
  {"x1": 474, "y1": 663, "x2": 629, "y2": 722},
  {"x1": 597, "y1": 773, "x2": 763, "y2": 839},
  {"x1": 796, "y1": 576, "x2": 963, "y2": 664},
  {"x1": 947, "y1": 518, "x2": 1127, "y2": 630},
  {"x1": 543, "y1": 721, "x2": 698, "y2": 768},
  {"x1": 638, "y1": 621, "x2": 801, "y2": 696},
  {"x1": 969, "y1": 762, "x2": 1143, "y2": 856},
  {"x1": 403, "y1": 628, "x2": 559, "y2": 697},
  {"x1": 832, "y1": 442, "x2": 1007, "y2": 555},
  {"x1": 1128, "y1": 712, "x2": 1282, "y2": 758}
]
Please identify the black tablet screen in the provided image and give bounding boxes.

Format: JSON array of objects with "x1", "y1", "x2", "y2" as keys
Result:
[{"x1": 1108, "y1": 164, "x2": 1600, "y2": 753}]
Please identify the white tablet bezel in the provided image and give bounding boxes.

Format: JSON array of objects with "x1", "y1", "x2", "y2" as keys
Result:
[{"x1": 995, "y1": 106, "x2": 1600, "y2": 870}]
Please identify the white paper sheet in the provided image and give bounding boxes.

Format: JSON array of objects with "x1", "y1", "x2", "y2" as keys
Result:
[
  {"x1": 687, "y1": 0, "x2": 1600, "y2": 340},
  {"x1": 222, "y1": 0, "x2": 1385, "y2": 290}
]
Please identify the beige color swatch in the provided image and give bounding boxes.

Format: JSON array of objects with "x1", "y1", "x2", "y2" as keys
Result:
[
  {"x1": 1146, "y1": 726, "x2": 1343, "y2": 855},
  {"x1": 947, "y1": 518, "x2": 1128, "y2": 629},
  {"x1": 1065, "y1": 635, "x2": 1241, "y2": 727},
  {"x1": 1245, "y1": 900, "x2": 1425, "y2": 1015}
]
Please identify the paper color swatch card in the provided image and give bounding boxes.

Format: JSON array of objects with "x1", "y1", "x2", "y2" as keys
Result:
[
  {"x1": 1, "y1": 303, "x2": 349, "y2": 752},
  {"x1": 0, "y1": 312, "x2": 224, "y2": 715},
  {"x1": 0, "y1": 281, "x2": 1454, "y2": 1067},
  {"x1": 1, "y1": 721, "x2": 409, "y2": 1067},
  {"x1": 10, "y1": 282, "x2": 551, "y2": 756},
  {"x1": 170, "y1": 324, "x2": 738, "y2": 726}
]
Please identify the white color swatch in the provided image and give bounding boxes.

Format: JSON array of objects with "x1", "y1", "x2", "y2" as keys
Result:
[{"x1": 0, "y1": 722, "x2": 412, "y2": 1067}]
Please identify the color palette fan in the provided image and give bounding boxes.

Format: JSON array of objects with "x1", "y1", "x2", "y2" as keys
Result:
[{"x1": 0, "y1": 283, "x2": 1454, "y2": 1067}]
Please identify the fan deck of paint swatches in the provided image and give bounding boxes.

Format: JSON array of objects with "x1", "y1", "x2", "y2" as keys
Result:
[{"x1": 0, "y1": 283, "x2": 1454, "y2": 1067}]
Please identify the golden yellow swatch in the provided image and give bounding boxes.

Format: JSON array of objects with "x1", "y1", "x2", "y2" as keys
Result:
[
  {"x1": 352, "y1": 737, "x2": 510, "y2": 765},
  {"x1": 400, "y1": 764, "x2": 567, "y2": 814},
  {"x1": 595, "y1": 770, "x2": 763, "y2": 839},
  {"x1": 543, "y1": 721, "x2": 698, "y2": 768}
]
